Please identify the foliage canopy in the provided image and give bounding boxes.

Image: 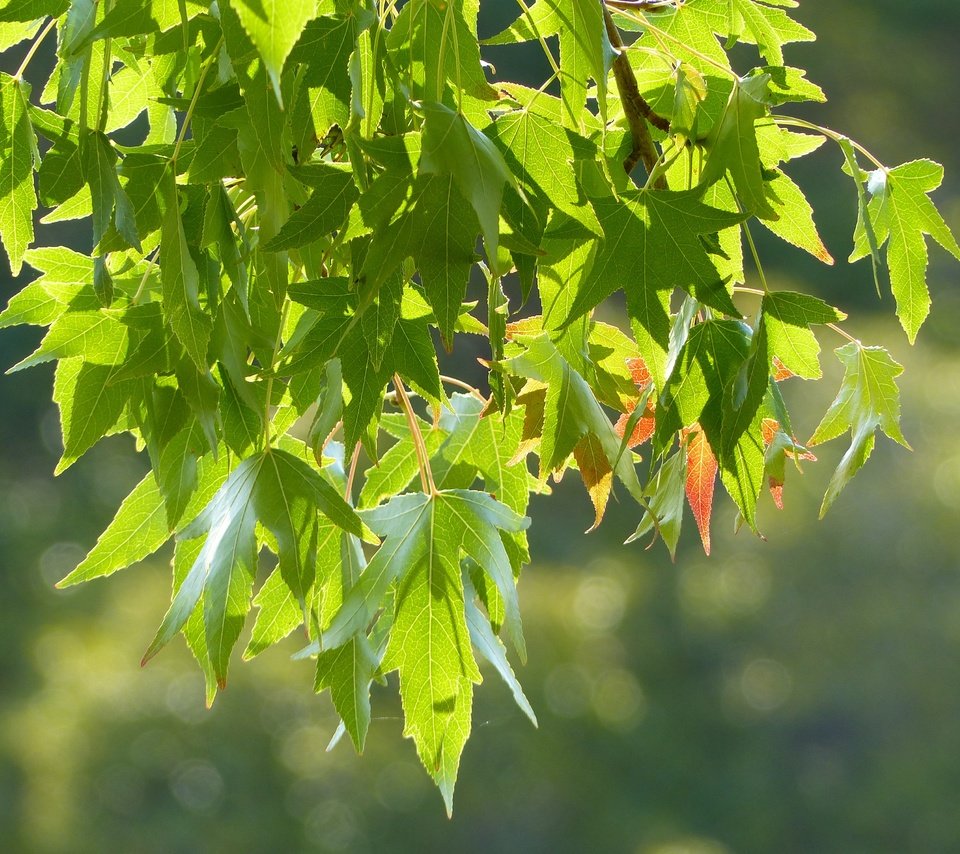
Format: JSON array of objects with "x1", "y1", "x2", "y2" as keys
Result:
[{"x1": 1, "y1": 0, "x2": 957, "y2": 811}]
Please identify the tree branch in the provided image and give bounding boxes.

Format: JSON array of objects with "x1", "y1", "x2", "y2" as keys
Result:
[{"x1": 602, "y1": 2, "x2": 670, "y2": 186}]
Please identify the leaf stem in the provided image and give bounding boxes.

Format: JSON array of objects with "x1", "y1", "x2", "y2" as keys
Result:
[
  {"x1": 827, "y1": 322, "x2": 859, "y2": 345},
  {"x1": 772, "y1": 116, "x2": 885, "y2": 170},
  {"x1": 95, "y1": 0, "x2": 113, "y2": 133},
  {"x1": 132, "y1": 245, "x2": 161, "y2": 304},
  {"x1": 393, "y1": 373, "x2": 437, "y2": 495},
  {"x1": 171, "y1": 36, "x2": 224, "y2": 169},
  {"x1": 15, "y1": 18, "x2": 56, "y2": 82},
  {"x1": 440, "y1": 375, "x2": 485, "y2": 401},
  {"x1": 513, "y1": 0, "x2": 578, "y2": 128},
  {"x1": 742, "y1": 218, "x2": 770, "y2": 294},
  {"x1": 345, "y1": 441, "x2": 362, "y2": 504}
]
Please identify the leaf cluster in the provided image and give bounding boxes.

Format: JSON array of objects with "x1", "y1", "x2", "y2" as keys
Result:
[{"x1": 1, "y1": 0, "x2": 956, "y2": 810}]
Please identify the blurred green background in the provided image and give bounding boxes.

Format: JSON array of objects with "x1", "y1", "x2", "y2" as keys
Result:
[{"x1": 3, "y1": 3, "x2": 960, "y2": 852}]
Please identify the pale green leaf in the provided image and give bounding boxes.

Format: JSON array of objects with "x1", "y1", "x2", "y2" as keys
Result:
[{"x1": 0, "y1": 74, "x2": 37, "y2": 275}]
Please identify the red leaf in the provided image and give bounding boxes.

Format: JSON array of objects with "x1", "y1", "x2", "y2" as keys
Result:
[
  {"x1": 772, "y1": 356, "x2": 795, "y2": 382},
  {"x1": 615, "y1": 399, "x2": 656, "y2": 448},
  {"x1": 627, "y1": 356, "x2": 651, "y2": 387},
  {"x1": 684, "y1": 426, "x2": 717, "y2": 555},
  {"x1": 769, "y1": 480, "x2": 785, "y2": 510},
  {"x1": 761, "y1": 417, "x2": 780, "y2": 446}
]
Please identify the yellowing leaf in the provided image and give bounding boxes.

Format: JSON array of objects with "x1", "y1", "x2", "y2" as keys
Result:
[{"x1": 573, "y1": 433, "x2": 612, "y2": 531}]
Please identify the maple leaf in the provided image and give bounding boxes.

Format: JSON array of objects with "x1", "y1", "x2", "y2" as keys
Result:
[
  {"x1": 561, "y1": 190, "x2": 744, "y2": 388},
  {"x1": 508, "y1": 335, "x2": 645, "y2": 506},
  {"x1": 761, "y1": 417, "x2": 816, "y2": 510},
  {"x1": 809, "y1": 344, "x2": 909, "y2": 517},
  {"x1": 684, "y1": 425, "x2": 718, "y2": 556},
  {"x1": 574, "y1": 433, "x2": 613, "y2": 532},
  {"x1": 851, "y1": 160, "x2": 960, "y2": 342}
]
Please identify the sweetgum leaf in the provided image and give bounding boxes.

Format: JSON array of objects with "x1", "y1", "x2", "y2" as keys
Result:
[
  {"x1": 627, "y1": 450, "x2": 686, "y2": 559},
  {"x1": 850, "y1": 160, "x2": 960, "y2": 342},
  {"x1": 762, "y1": 291, "x2": 845, "y2": 380},
  {"x1": 700, "y1": 74, "x2": 776, "y2": 219},
  {"x1": 562, "y1": 189, "x2": 745, "y2": 380},
  {"x1": 231, "y1": 0, "x2": 317, "y2": 106},
  {"x1": 57, "y1": 471, "x2": 170, "y2": 588},
  {"x1": 0, "y1": 74, "x2": 37, "y2": 275},
  {"x1": 485, "y1": 0, "x2": 614, "y2": 127},
  {"x1": 420, "y1": 102, "x2": 516, "y2": 274},
  {"x1": 684, "y1": 426, "x2": 718, "y2": 556},
  {"x1": 810, "y1": 343, "x2": 909, "y2": 517}
]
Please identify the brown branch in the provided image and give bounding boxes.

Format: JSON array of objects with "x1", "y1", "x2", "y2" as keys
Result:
[
  {"x1": 604, "y1": 0, "x2": 682, "y2": 12},
  {"x1": 602, "y1": 2, "x2": 670, "y2": 186}
]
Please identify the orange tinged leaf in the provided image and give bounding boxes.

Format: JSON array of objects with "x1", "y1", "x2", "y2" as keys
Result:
[
  {"x1": 761, "y1": 418, "x2": 816, "y2": 510},
  {"x1": 769, "y1": 480, "x2": 785, "y2": 510},
  {"x1": 573, "y1": 433, "x2": 613, "y2": 531},
  {"x1": 761, "y1": 417, "x2": 780, "y2": 446},
  {"x1": 684, "y1": 426, "x2": 717, "y2": 555},
  {"x1": 772, "y1": 356, "x2": 795, "y2": 382},
  {"x1": 627, "y1": 356, "x2": 651, "y2": 387},
  {"x1": 615, "y1": 399, "x2": 656, "y2": 448}
]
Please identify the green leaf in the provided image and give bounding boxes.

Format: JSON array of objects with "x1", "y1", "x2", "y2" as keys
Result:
[
  {"x1": 563, "y1": 189, "x2": 744, "y2": 381},
  {"x1": 231, "y1": 0, "x2": 318, "y2": 106},
  {"x1": 377, "y1": 493, "x2": 488, "y2": 815},
  {"x1": 463, "y1": 574, "x2": 536, "y2": 727},
  {"x1": 762, "y1": 291, "x2": 845, "y2": 380},
  {"x1": 143, "y1": 447, "x2": 370, "y2": 684},
  {"x1": 0, "y1": 0, "x2": 68, "y2": 22},
  {"x1": 700, "y1": 74, "x2": 775, "y2": 218},
  {"x1": 732, "y1": 0, "x2": 815, "y2": 66},
  {"x1": 850, "y1": 160, "x2": 960, "y2": 342},
  {"x1": 8, "y1": 310, "x2": 129, "y2": 372},
  {"x1": 420, "y1": 101, "x2": 516, "y2": 274},
  {"x1": 761, "y1": 169, "x2": 833, "y2": 264},
  {"x1": 52, "y1": 357, "x2": 138, "y2": 474},
  {"x1": 387, "y1": 0, "x2": 496, "y2": 105},
  {"x1": 255, "y1": 448, "x2": 375, "y2": 601},
  {"x1": 0, "y1": 74, "x2": 37, "y2": 275},
  {"x1": 243, "y1": 566, "x2": 302, "y2": 660},
  {"x1": 143, "y1": 455, "x2": 261, "y2": 686},
  {"x1": 810, "y1": 343, "x2": 909, "y2": 517},
  {"x1": 263, "y1": 163, "x2": 357, "y2": 251},
  {"x1": 487, "y1": 109, "x2": 601, "y2": 236},
  {"x1": 288, "y1": 14, "x2": 355, "y2": 137},
  {"x1": 626, "y1": 450, "x2": 686, "y2": 558},
  {"x1": 160, "y1": 172, "x2": 211, "y2": 371},
  {"x1": 80, "y1": 0, "x2": 159, "y2": 45},
  {"x1": 57, "y1": 470, "x2": 170, "y2": 588}
]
